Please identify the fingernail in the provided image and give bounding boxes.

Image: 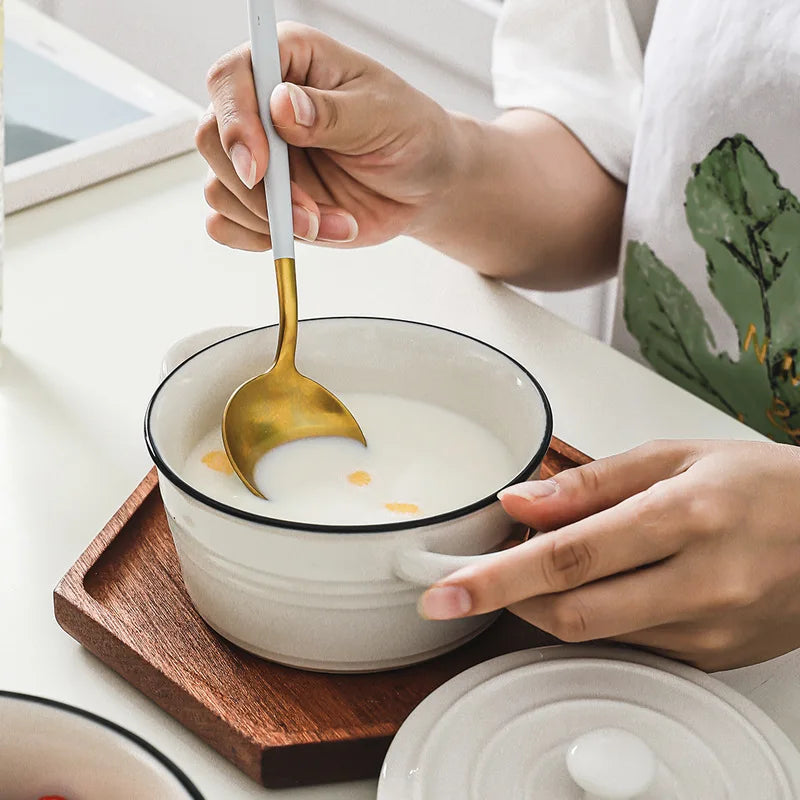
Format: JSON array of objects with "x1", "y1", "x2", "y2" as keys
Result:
[
  {"x1": 498, "y1": 479, "x2": 558, "y2": 501},
  {"x1": 285, "y1": 83, "x2": 315, "y2": 127},
  {"x1": 419, "y1": 586, "x2": 472, "y2": 620},
  {"x1": 319, "y1": 211, "x2": 359, "y2": 243},
  {"x1": 293, "y1": 205, "x2": 319, "y2": 242},
  {"x1": 229, "y1": 142, "x2": 256, "y2": 189}
]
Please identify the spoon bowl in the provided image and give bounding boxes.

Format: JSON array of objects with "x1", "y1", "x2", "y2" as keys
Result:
[
  {"x1": 223, "y1": 258, "x2": 366, "y2": 498},
  {"x1": 223, "y1": 353, "x2": 366, "y2": 497}
]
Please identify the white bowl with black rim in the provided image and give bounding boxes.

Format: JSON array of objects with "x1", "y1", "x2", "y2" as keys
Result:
[
  {"x1": 146, "y1": 318, "x2": 553, "y2": 673},
  {"x1": 0, "y1": 692, "x2": 203, "y2": 800}
]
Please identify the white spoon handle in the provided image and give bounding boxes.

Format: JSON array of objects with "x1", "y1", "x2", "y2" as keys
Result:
[{"x1": 247, "y1": 0, "x2": 295, "y2": 260}]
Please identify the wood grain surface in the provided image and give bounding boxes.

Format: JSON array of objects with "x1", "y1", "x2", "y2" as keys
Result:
[{"x1": 53, "y1": 437, "x2": 591, "y2": 788}]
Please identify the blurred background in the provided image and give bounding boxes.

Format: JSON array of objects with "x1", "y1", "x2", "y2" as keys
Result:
[{"x1": 13, "y1": 0, "x2": 614, "y2": 337}]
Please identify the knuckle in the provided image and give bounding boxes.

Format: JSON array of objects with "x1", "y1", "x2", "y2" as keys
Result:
[
  {"x1": 277, "y1": 20, "x2": 316, "y2": 45},
  {"x1": 205, "y1": 44, "x2": 250, "y2": 93},
  {"x1": 465, "y1": 559, "x2": 508, "y2": 608},
  {"x1": 543, "y1": 535, "x2": 596, "y2": 591},
  {"x1": 705, "y1": 566, "x2": 761, "y2": 612},
  {"x1": 205, "y1": 213, "x2": 226, "y2": 243},
  {"x1": 277, "y1": 21, "x2": 317, "y2": 72},
  {"x1": 636, "y1": 438, "x2": 693, "y2": 463},
  {"x1": 203, "y1": 177, "x2": 223, "y2": 209},
  {"x1": 561, "y1": 462, "x2": 602, "y2": 497},
  {"x1": 217, "y1": 120, "x2": 251, "y2": 156},
  {"x1": 547, "y1": 597, "x2": 593, "y2": 642},
  {"x1": 317, "y1": 91, "x2": 339, "y2": 132},
  {"x1": 691, "y1": 626, "x2": 741, "y2": 657},
  {"x1": 636, "y1": 439, "x2": 670, "y2": 459},
  {"x1": 194, "y1": 113, "x2": 217, "y2": 153},
  {"x1": 214, "y1": 105, "x2": 247, "y2": 150},
  {"x1": 685, "y1": 490, "x2": 732, "y2": 538},
  {"x1": 684, "y1": 653, "x2": 722, "y2": 672},
  {"x1": 205, "y1": 53, "x2": 235, "y2": 93},
  {"x1": 630, "y1": 480, "x2": 675, "y2": 529}
]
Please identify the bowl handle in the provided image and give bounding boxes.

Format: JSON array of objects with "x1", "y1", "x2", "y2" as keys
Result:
[
  {"x1": 160, "y1": 326, "x2": 252, "y2": 378},
  {"x1": 393, "y1": 546, "x2": 506, "y2": 587}
]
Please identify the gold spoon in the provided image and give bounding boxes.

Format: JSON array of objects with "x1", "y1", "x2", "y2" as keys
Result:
[{"x1": 222, "y1": 0, "x2": 365, "y2": 498}]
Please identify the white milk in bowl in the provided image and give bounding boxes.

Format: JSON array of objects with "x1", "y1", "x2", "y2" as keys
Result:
[{"x1": 183, "y1": 392, "x2": 518, "y2": 524}]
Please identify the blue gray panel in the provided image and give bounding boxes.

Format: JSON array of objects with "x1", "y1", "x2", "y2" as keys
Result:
[{"x1": 5, "y1": 39, "x2": 151, "y2": 164}]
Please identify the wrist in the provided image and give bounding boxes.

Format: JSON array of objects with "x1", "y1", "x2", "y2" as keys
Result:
[{"x1": 405, "y1": 110, "x2": 488, "y2": 242}]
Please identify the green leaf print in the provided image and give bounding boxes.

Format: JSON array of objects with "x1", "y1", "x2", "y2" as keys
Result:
[{"x1": 624, "y1": 135, "x2": 800, "y2": 444}]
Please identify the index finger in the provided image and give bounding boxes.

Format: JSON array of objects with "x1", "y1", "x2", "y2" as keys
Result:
[
  {"x1": 205, "y1": 43, "x2": 269, "y2": 186},
  {"x1": 420, "y1": 476, "x2": 693, "y2": 620},
  {"x1": 499, "y1": 439, "x2": 698, "y2": 532}
]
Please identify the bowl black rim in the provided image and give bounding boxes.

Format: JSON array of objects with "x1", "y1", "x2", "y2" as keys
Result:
[
  {"x1": 0, "y1": 690, "x2": 205, "y2": 799},
  {"x1": 144, "y1": 316, "x2": 554, "y2": 534}
]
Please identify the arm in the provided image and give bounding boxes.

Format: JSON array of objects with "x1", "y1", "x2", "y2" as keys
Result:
[
  {"x1": 197, "y1": 24, "x2": 624, "y2": 291},
  {"x1": 414, "y1": 109, "x2": 625, "y2": 290}
]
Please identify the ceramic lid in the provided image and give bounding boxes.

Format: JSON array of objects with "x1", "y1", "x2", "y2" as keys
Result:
[{"x1": 377, "y1": 645, "x2": 800, "y2": 800}]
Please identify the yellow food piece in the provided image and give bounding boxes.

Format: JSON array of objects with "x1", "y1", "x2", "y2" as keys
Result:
[
  {"x1": 348, "y1": 470, "x2": 372, "y2": 487},
  {"x1": 385, "y1": 502, "x2": 420, "y2": 515},
  {"x1": 202, "y1": 450, "x2": 234, "y2": 475}
]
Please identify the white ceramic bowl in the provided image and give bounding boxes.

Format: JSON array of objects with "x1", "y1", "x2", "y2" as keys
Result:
[
  {"x1": 0, "y1": 692, "x2": 203, "y2": 800},
  {"x1": 145, "y1": 318, "x2": 553, "y2": 672}
]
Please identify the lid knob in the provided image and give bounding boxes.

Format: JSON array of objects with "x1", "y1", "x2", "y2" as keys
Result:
[{"x1": 566, "y1": 727, "x2": 656, "y2": 799}]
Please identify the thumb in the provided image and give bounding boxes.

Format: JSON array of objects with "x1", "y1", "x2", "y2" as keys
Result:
[
  {"x1": 498, "y1": 440, "x2": 696, "y2": 531},
  {"x1": 270, "y1": 80, "x2": 387, "y2": 154}
]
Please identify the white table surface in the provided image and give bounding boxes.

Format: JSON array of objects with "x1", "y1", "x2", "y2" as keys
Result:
[{"x1": 3, "y1": 152, "x2": 800, "y2": 798}]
